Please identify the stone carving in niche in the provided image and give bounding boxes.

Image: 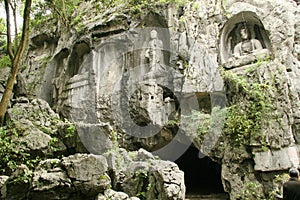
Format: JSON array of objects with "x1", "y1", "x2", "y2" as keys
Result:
[
  {"x1": 233, "y1": 25, "x2": 265, "y2": 58},
  {"x1": 220, "y1": 12, "x2": 272, "y2": 69},
  {"x1": 144, "y1": 29, "x2": 168, "y2": 81},
  {"x1": 127, "y1": 27, "x2": 176, "y2": 127}
]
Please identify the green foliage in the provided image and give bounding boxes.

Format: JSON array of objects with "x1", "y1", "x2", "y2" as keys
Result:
[
  {"x1": 126, "y1": 0, "x2": 188, "y2": 13},
  {"x1": 41, "y1": 55, "x2": 52, "y2": 65},
  {"x1": 10, "y1": 165, "x2": 33, "y2": 184},
  {"x1": 252, "y1": 55, "x2": 272, "y2": 67},
  {"x1": 135, "y1": 168, "x2": 149, "y2": 200},
  {"x1": 0, "y1": 127, "x2": 17, "y2": 174},
  {"x1": 167, "y1": 119, "x2": 179, "y2": 126},
  {"x1": 30, "y1": 1, "x2": 52, "y2": 27},
  {"x1": 39, "y1": 126, "x2": 52, "y2": 135},
  {"x1": 31, "y1": 0, "x2": 191, "y2": 33},
  {"x1": 0, "y1": 55, "x2": 12, "y2": 68},
  {"x1": 181, "y1": 107, "x2": 226, "y2": 137},
  {"x1": 0, "y1": 127, "x2": 41, "y2": 175},
  {"x1": 31, "y1": 0, "x2": 82, "y2": 27},
  {"x1": 99, "y1": 174, "x2": 110, "y2": 181},
  {"x1": 239, "y1": 182, "x2": 265, "y2": 200},
  {"x1": 111, "y1": 130, "x2": 118, "y2": 148},
  {"x1": 222, "y1": 70, "x2": 275, "y2": 148},
  {"x1": 0, "y1": 18, "x2": 5, "y2": 34},
  {"x1": 194, "y1": 111, "x2": 211, "y2": 137},
  {"x1": 268, "y1": 173, "x2": 290, "y2": 199},
  {"x1": 65, "y1": 123, "x2": 75, "y2": 138},
  {"x1": 70, "y1": 12, "x2": 83, "y2": 27},
  {"x1": 0, "y1": 17, "x2": 6, "y2": 50},
  {"x1": 49, "y1": 137, "x2": 60, "y2": 152},
  {"x1": 192, "y1": 2, "x2": 199, "y2": 11}
]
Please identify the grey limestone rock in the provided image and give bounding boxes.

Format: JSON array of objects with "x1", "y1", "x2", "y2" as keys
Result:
[
  {"x1": 29, "y1": 154, "x2": 111, "y2": 199},
  {"x1": 0, "y1": 176, "x2": 9, "y2": 199},
  {"x1": 61, "y1": 154, "x2": 111, "y2": 195},
  {"x1": 1, "y1": 165, "x2": 31, "y2": 200},
  {"x1": 105, "y1": 148, "x2": 185, "y2": 200},
  {"x1": 29, "y1": 159, "x2": 73, "y2": 200},
  {"x1": 6, "y1": 98, "x2": 86, "y2": 157},
  {"x1": 104, "y1": 189, "x2": 129, "y2": 200},
  {"x1": 253, "y1": 147, "x2": 300, "y2": 172},
  {"x1": 9, "y1": 0, "x2": 300, "y2": 199}
]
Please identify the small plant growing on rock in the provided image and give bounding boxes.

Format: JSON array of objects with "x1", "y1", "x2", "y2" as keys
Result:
[
  {"x1": 0, "y1": 127, "x2": 41, "y2": 175},
  {"x1": 65, "y1": 123, "x2": 76, "y2": 138},
  {"x1": 222, "y1": 70, "x2": 275, "y2": 149},
  {"x1": 239, "y1": 182, "x2": 265, "y2": 200},
  {"x1": 134, "y1": 168, "x2": 150, "y2": 200}
]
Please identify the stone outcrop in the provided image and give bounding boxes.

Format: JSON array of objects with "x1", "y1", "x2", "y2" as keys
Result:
[
  {"x1": 1, "y1": 149, "x2": 185, "y2": 200},
  {"x1": 254, "y1": 147, "x2": 300, "y2": 172},
  {"x1": 105, "y1": 148, "x2": 185, "y2": 200},
  {"x1": 0, "y1": 0, "x2": 299, "y2": 199},
  {"x1": 28, "y1": 154, "x2": 111, "y2": 200},
  {"x1": 0, "y1": 97, "x2": 185, "y2": 200},
  {"x1": 6, "y1": 98, "x2": 86, "y2": 157}
]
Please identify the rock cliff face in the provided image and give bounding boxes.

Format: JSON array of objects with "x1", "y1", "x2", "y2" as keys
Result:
[{"x1": 3, "y1": 0, "x2": 300, "y2": 199}]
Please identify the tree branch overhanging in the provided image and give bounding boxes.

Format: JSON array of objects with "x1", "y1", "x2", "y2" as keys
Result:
[
  {"x1": 0, "y1": 0, "x2": 32, "y2": 125},
  {"x1": 4, "y1": 0, "x2": 14, "y2": 60}
]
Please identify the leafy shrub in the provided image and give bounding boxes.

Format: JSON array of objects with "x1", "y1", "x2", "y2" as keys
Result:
[
  {"x1": 0, "y1": 55, "x2": 11, "y2": 69},
  {"x1": 222, "y1": 70, "x2": 275, "y2": 148},
  {"x1": 0, "y1": 127, "x2": 41, "y2": 175}
]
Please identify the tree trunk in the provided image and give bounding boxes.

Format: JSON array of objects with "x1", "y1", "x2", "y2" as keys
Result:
[
  {"x1": 0, "y1": 64, "x2": 17, "y2": 123},
  {"x1": 0, "y1": 0, "x2": 32, "y2": 124}
]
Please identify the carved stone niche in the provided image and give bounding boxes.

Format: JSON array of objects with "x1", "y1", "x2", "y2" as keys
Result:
[{"x1": 220, "y1": 11, "x2": 272, "y2": 69}]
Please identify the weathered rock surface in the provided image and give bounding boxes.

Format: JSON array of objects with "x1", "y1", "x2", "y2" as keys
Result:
[
  {"x1": 0, "y1": 176, "x2": 9, "y2": 199},
  {"x1": 2, "y1": 154, "x2": 111, "y2": 200},
  {"x1": 1, "y1": 148, "x2": 185, "y2": 200},
  {"x1": 29, "y1": 154, "x2": 110, "y2": 199},
  {"x1": 0, "y1": 0, "x2": 299, "y2": 199},
  {"x1": 254, "y1": 147, "x2": 300, "y2": 172},
  {"x1": 105, "y1": 148, "x2": 185, "y2": 200},
  {"x1": 1, "y1": 165, "x2": 31, "y2": 200},
  {"x1": 6, "y1": 98, "x2": 86, "y2": 157},
  {"x1": 61, "y1": 154, "x2": 110, "y2": 195},
  {"x1": 0, "y1": 67, "x2": 11, "y2": 100},
  {"x1": 29, "y1": 159, "x2": 74, "y2": 199}
]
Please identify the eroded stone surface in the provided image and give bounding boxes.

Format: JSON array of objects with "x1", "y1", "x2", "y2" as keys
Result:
[
  {"x1": 254, "y1": 147, "x2": 300, "y2": 172},
  {"x1": 0, "y1": 0, "x2": 299, "y2": 199}
]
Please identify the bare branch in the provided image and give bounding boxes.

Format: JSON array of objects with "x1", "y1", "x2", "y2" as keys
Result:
[
  {"x1": 4, "y1": 0, "x2": 14, "y2": 60},
  {"x1": 15, "y1": 0, "x2": 32, "y2": 63},
  {"x1": 12, "y1": 0, "x2": 18, "y2": 53}
]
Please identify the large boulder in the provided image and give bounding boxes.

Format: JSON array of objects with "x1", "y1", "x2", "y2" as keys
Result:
[
  {"x1": 1, "y1": 165, "x2": 31, "y2": 200},
  {"x1": 105, "y1": 148, "x2": 185, "y2": 200},
  {"x1": 29, "y1": 154, "x2": 111, "y2": 200},
  {"x1": 6, "y1": 98, "x2": 86, "y2": 158},
  {"x1": 29, "y1": 159, "x2": 73, "y2": 200},
  {"x1": 61, "y1": 154, "x2": 111, "y2": 195}
]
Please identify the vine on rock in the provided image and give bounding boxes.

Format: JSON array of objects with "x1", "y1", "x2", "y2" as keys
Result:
[{"x1": 222, "y1": 68, "x2": 275, "y2": 149}]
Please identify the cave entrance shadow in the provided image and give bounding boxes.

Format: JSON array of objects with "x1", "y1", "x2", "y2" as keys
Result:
[{"x1": 174, "y1": 144, "x2": 227, "y2": 196}]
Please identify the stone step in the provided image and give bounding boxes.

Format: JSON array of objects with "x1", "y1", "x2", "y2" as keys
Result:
[{"x1": 185, "y1": 193, "x2": 229, "y2": 200}]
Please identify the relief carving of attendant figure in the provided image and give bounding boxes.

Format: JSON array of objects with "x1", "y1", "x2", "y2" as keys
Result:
[
  {"x1": 144, "y1": 29, "x2": 167, "y2": 79},
  {"x1": 233, "y1": 27, "x2": 264, "y2": 58}
]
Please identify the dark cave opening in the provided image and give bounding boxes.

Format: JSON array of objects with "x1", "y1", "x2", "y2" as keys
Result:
[{"x1": 175, "y1": 145, "x2": 226, "y2": 195}]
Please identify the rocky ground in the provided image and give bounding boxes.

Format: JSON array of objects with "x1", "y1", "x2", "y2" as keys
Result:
[{"x1": 0, "y1": 98, "x2": 185, "y2": 200}]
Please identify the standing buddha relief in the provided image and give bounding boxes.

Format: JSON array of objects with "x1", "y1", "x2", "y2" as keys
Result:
[{"x1": 144, "y1": 29, "x2": 168, "y2": 80}]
